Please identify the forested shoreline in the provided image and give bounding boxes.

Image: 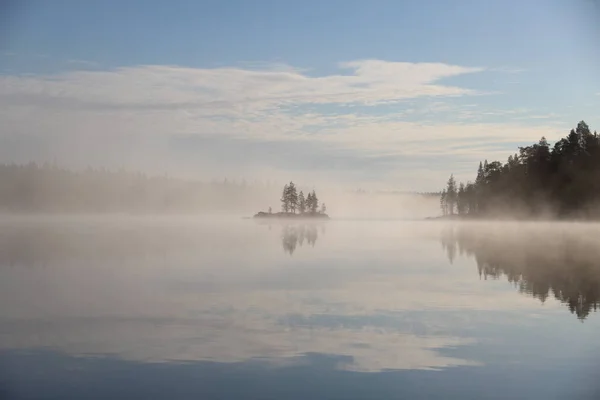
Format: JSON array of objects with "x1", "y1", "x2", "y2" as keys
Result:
[
  {"x1": 0, "y1": 163, "x2": 275, "y2": 213},
  {"x1": 439, "y1": 121, "x2": 600, "y2": 219},
  {"x1": 0, "y1": 163, "x2": 437, "y2": 216},
  {"x1": 9, "y1": 119, "x2": 599, "y2": 220}
]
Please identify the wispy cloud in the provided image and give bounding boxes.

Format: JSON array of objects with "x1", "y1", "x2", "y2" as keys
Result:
[
  {"x1": 0, "y1": 60, "x2": 484, "y2": 109},
  {"x1": 0, "y1": 60, "x2": 567, "y2": 189}
]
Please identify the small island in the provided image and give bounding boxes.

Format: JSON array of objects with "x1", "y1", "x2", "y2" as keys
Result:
[{"x1": 254, "y1": 181, "x2": 330, "y2": 219}]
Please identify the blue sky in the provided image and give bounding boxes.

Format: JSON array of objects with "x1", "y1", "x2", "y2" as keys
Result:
[{"x1": 1, "y1": 0, "x2": 599, "y2": 190}]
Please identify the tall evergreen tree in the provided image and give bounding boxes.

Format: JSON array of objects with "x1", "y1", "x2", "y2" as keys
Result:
[
  {"x1": 281, "y1": 184, "x2": 290, "y2": 213},
  {"x1": 465, "y1": 182, "x2": 477, "y2": 214},
  {"x1": 457, "y1": 182, "x2": 466, "y2": 214},
  {"x1": 446, "y1": 175, "x2": 457, "y2": 215},
  {"x1": 309, "y1": 190, "x2": 319, "y2": 213},
  {"x1": 475, "y1": 162, "x2": 484, "y2": 185},
  {"x1": 287, "y1": 181, "x2": 298, "y2": 213},
  {"x1": 298, "y1": 191, "x2": 306, "y2": 214},
  {"x1": 440, "y1": 189, "x2": 447, "y2": 216}
]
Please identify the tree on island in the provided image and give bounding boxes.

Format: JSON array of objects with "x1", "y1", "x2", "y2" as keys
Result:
[
  {"x1": 281, "y1": 181, "x2": 299, "y2": 213},
  {"x1": 298, "y1": 191, "x2": 306, "y2": 214},
  {"x1": 306, "y1": 190, "x2": 319, "y2": 213},
  {"x1": 281, "y1": 184, "x2": 290, "y2": 212},
  {"x1": 287, "y1": 181, "x2": 298, "y2": 213},
  {"x1": 262, "y1": 184, "x2": 327, "y2": 217}
]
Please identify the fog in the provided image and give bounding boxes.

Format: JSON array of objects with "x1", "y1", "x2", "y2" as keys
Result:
[{"x1": 0, "y1": 163, "x2": 441, "y2": 219}]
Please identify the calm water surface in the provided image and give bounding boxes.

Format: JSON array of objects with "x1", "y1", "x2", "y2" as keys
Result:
[{"x1": 1, "y1": 217, "x2": 599, "y2": 399}]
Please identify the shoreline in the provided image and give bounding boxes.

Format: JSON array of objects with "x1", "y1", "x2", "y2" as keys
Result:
[
  {"x1": 253, "y1": 211, "x2": 330, "y2": 220},
  {"x1": 425, "y1": 214, "x2": 600, "y2": 223}
]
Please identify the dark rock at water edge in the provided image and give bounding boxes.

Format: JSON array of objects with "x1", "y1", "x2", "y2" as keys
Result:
[
  {"x1": 254, "y1": 211, "x2": 330, "y2": 220},
  {"x1": 425, "y1": 214, "x2": 473, "y2": 221}
]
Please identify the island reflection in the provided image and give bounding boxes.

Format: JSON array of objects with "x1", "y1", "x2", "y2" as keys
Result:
[
  {"x1": 255, "y1": 220, "x2": 325, "y2": 255},
  {"x1": 281, "y1": 224, "x2": 324, "y2": 254},
  {"x1": 0, "y1": 219, "x2": 479, "y2": 373},
  {"x1": 440, "y1": 223, "x2": 600, "y2": 320}
]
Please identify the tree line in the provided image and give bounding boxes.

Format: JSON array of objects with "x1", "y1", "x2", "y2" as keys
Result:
[
  {"x1": 0, "y1": 163, "x2": 275, "y2": 213},
  {"x1": 440, "y1": 121, "x2": 600, "y2": 218},
  {"x1": 277, "y1": 181, "x2": 326, "y2": 215}
]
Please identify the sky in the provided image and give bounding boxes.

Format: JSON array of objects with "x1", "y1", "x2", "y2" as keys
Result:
[{"x1": 1, "y1": 0, "x2": 599, "y2": 191}]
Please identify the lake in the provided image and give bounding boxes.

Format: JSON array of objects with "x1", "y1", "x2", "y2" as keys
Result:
[{"x1": 1, "y1": 217, "x2": 599, "y2": 399}]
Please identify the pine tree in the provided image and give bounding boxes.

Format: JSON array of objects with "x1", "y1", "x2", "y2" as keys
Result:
[
  {"x1": 298, "y1": 191, "x2": 306, "y2": 214},
  {"x1": 320, "y1": 202, "x2": 326, "y2": 214},
  {"x1": 440, "y1": 189, "x2": 447, "y2": 216},
  {"x1": 457, "y1": 182, "x2": 466, "y2": 214},
  {"x1": 446, "y1": 174, "x2": 457, "y2": 215},
  {"x1": 465, "y1": 182, "x2": 477, "y2": 214},
  {"x1": 281, "y1": 184, "x2": 289, "y2": 213},
  {"x1": 310, "y1": 190, "x2": 319, "y2": 213},
  {"x1": 476, "y1": 161, "x2": 484, "y2": 186},
  {"x1": 287, "y1": 181, "x2": 298, "y2": 213}
]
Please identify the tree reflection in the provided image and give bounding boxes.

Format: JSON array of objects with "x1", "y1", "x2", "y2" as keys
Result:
[
  {"x1": 440, "y1": 224, "x2": 600, "y2": 320},
  {"x1": 281, "y1": 224, "x2": 320, "y2": 255}
]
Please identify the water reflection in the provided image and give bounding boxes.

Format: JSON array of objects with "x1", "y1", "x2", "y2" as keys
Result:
[
  {"x1": 2, "y1": 348, "x2": 598, "y2": 400},
  {"x1": 255, "y1": 221, "x2": 324, "y2": 254},
  {"x1": 281, "y1": 224, "x2": 322, "y2": 254},
  {"x1": 440, "y1": 223, "x2": 600, "y2": 320},
  {"x1": 0, "y1": 219, "x2": 476, "y2": 373},
  {"x1": 2, "y1": 219, "x2": 600, "y2": 399}
]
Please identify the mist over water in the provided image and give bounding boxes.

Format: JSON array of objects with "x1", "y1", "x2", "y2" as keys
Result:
[
  {"x1": 1, "y1": 217, "x2": 600, "y2": 399},
  {"x1": 0, "y1": 163, "x2": 440, "y2": 219},
  {"x1": 3, "y1": 0, "x2": 600, "y2": 398}
]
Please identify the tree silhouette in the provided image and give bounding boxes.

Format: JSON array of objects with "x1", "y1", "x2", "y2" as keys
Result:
[
  {"x1": 445, "y1": 175, "x2": 457, "y2": 215},
  {"x1": 308, "y1": 190, "x2": 319, "y2": 213},
  {"x1": 457, "y1": 183, "x2": 466, "y2": 214},
  {"x1": 286, "y1": 181, "x2": 298, "y2": 214},
  {"x1": 281, "y1": 184, "x2": 290, "y2": 213},
  {"x1": 439, "y1": 121, "x2": 600, "y2": 219},
  {"x1": 0, "y1": 163, "x2": 274, "y2": 213},
  {"x1": 440, "y1": 189, "x2": 447, "y2": 216},
  {"x1": 298, "y1": 190, "x2": 306, "y2": 214}
]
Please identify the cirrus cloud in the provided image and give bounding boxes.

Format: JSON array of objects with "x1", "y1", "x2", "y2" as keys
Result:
[
  {"x1": 0, "y1": 59, "x2": 566, "y2": 189},
  {"x1": 0, "y1": 60, "x2": 484, "y2": 110}
]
